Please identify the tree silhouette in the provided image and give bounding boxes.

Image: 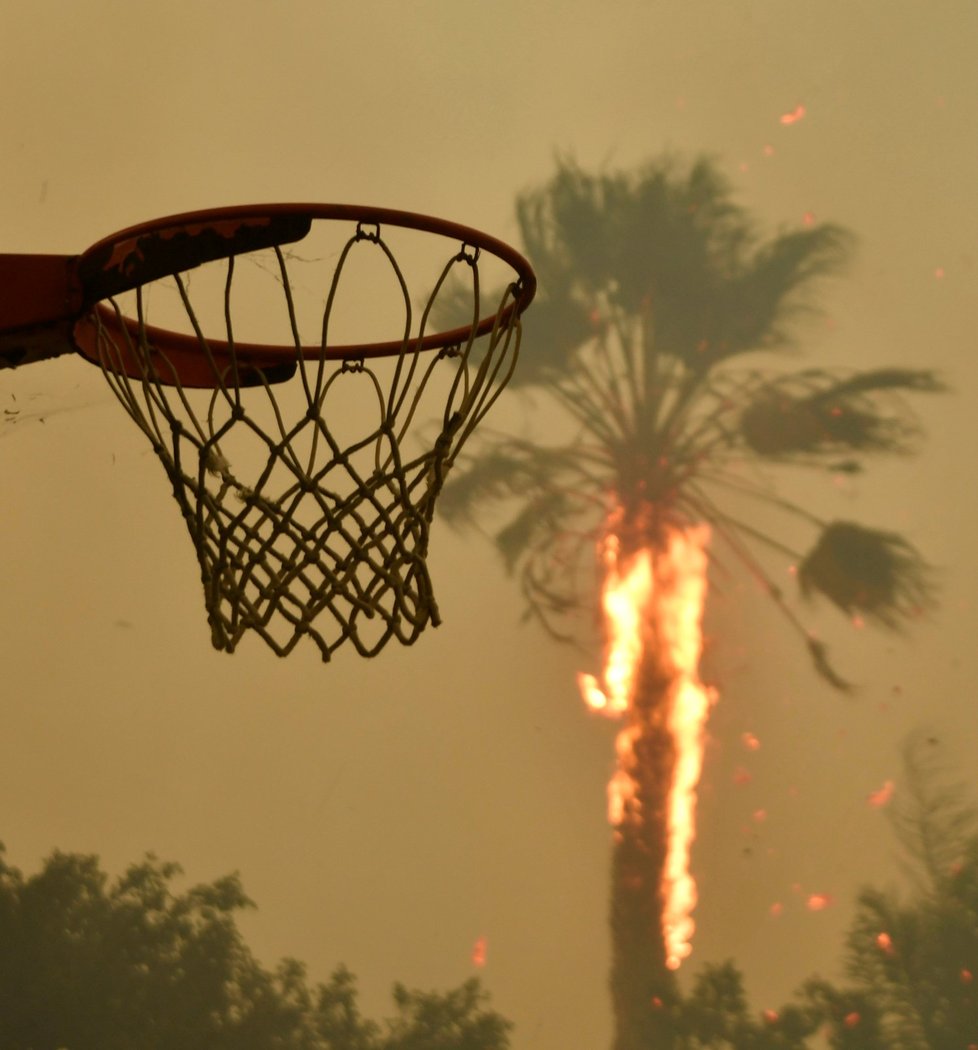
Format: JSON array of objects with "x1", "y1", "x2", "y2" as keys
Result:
[
  {"x1": 0, "y1": 843, "x2": 511, "y2": 1050},
  {"x1": 666, "y1": 960, "x2": 883, "y2": 1049},
  {"x1": 834, "y1": 738, "x2": 978, "y2": 1048},
  {"x1": 663, "y1": 739, "x2": 978, "y2": 1050},
  {"x1": 437, "y1": 155, "x2": 940, "y2": 1050}
]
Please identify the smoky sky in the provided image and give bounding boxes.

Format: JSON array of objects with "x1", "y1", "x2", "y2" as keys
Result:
[{"x1": 2, "y1": 4, "x2": 977, "y2": 1047}]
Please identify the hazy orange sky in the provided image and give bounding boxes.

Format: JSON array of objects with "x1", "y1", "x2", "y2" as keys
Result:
[{"x1": 2, "y1": 4, "x2": 977, "y2": 1047}]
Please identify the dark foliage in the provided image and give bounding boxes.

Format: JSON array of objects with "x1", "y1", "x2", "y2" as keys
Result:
[
  {"x1": 798, "y1": 522, "x2": 935, "y2": 630},
  {"x1": 0, "y1": 844, "x2": 511, "y2": 1050}
]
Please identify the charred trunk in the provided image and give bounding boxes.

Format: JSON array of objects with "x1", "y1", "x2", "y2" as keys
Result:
[{"x1": 609, "y1": 652, "x2": 681, "y2": 1050}]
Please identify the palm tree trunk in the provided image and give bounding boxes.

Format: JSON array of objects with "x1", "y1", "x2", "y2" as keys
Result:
[
  {"x1": 602, "y1": 521, "x2": 712, "y2": 1050},
  {"x1": 609, "y1": 650, "x2": 681, "y2": 1050}
]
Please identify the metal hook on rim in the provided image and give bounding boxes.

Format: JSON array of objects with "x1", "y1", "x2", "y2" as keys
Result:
[{"x1": 355, "y1": 221, "x2": 381, "y2": 243}]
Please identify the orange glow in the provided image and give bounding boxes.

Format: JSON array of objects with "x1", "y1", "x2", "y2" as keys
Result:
[
  {"x1": 867, "y1": 779, "x2": 895, "y2": 807},
  {"x1": 577, "y1": 534, "x2": 652, "y2": 715},
  {"x1": 578, "y1": 521, "x2": 714, "y2": 970},
  {"x1": 780, "y1": 104, "x2": 807, "y2": 125},
  {"x1": 471, "y1": 936, "x2": 487, "y2": 967},
  {"x1": 876, "y1": 931, "x2": 895, "y2": 954},
  {"x1": 806, "y1": 893, "x2": 834, "y2": 911}
]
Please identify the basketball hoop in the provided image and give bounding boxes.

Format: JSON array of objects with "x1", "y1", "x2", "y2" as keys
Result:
[{"x1": 0, "y1": 205, "x2": 535, "y2": 660}]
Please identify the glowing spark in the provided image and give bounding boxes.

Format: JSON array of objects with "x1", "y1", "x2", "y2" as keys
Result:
[
  {"x1": 577, "y1": 672, "x2": 609, "y2": 711},
  {"x1": 762, "y1": 1009, "x2": 779, "y2": 1024},
  {"x1": 876, "y1": 931, "x2": 895, "y2": 954},
  {"x1": 769, "y1": 902, "x2": 784, "y2": 917},
  {"x1": 844, "y1": 1012, "x2": 861, "y2": 1028},
  {"x1": 780, "y1": 104, "x2": 807, "y2": 125},
  {"x1": 471, "y1": 936, "x2": 487, "y2": 967},
  {"x1": 806, "y1": 893, "x2": 834, "y2": 911},
  {"x1": 741, "y1": 731, "x2": 761, "y2": 750},
  {"x1": 579, "y1": 523, "x2": 714, "y2": 971},
  {"x1": 867, "y1": 779, "x2": 895, "y2": 807},
  {"x1": 962, "y1": 969, "x2": 973, "y2": 984}
]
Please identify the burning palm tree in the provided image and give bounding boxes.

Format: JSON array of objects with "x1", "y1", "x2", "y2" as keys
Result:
[{"x1": 437, "y1": 156, "x2": 939, "y2": 1050}]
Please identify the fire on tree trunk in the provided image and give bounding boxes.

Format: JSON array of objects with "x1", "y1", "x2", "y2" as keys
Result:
[{"x1": 579, "y1": 520, "x2": 715, "y2": 1048}]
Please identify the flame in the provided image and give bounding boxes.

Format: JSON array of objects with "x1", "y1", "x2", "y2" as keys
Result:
[
  {"x1": 578, "y1": 521, "x2": 714, "y2": 970},
  {"x1": 577, "y1": 535, "x2": 651, "y2": 715},
  {"x1": 471, "y1": 936, "x2": 487, "y2": 967}
]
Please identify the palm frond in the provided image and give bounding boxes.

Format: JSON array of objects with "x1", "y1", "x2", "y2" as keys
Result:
[
  {"x1": 494, "y1": 491, "x2": 576, "y2": 573},
  {"x1": 814, "y1": 368, "x2": 945, "y2": 399},
  {"x1": 889, "y1": 734, "x2": 978, "y2": 889},
  {"x1": 426, "y1": 271, "x2": 594, "y2": 392},
  {"x1": 739, "y1": 368, "x2": 943, "y2": 459},
  {"x1": 438, "y1": 442, "x2": 589, "y2": 527},
  {"x1": 807, "y1": 637, "x2": 854, "y2": 693},
  {"x1": 520, "y1": 550, "x2": 594, "y2": 632},
  {"x1": 719, "y1": 224, "x2": 854, "y2": 354},
  {"x1": 798, "y1": 522, "x2": 936, "y2": 630},
  {"x1": 512, "y1": 286, "x2": 594, "y2": 387}
]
